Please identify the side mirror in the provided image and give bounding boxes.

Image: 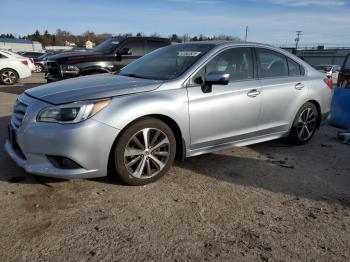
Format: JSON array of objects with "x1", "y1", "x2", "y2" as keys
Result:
[{"x1": 201, "y1": 71, "x2": 230, "y2": 93}]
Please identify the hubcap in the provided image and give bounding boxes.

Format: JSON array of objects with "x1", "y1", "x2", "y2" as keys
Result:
[
  {"x1": 35, "y1": 65, "x2": 42, "y2": 72},
  {"x1": 2, "y1": 71, "x2": 16, "y2": 84},
  {"x1": 123, "y1": 128, "x2": 170, "y2": 179},
  {"x1": 297, "y1": 107, "x2": 317, "y2": 141}
]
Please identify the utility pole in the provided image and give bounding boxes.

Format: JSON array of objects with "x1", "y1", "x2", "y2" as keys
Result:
[
  {"x1": 295, "y1": 30, "x2": 302, "y2": 49},
  {"x1": 245, "y1": 26, "x2": 248, "y2": 42}
]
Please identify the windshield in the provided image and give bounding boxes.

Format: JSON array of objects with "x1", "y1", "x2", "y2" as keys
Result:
[
  {"x1": 93, "y1": 38, "x2": 120, "y2": 53},
  {"x1": 120, "y1": 43, "x2": 215, "y2": 80},
  {"x1": 38, "y1": 53, "x2": 51, "y2": 60},
  {"x1": 344, "y1": 56, "x2": 350, "y2": 70}
]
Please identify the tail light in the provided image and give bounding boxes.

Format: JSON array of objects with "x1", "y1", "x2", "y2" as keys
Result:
[
  {"x1": 21, "y1": 60, "x2": 28, "y2": 65},
  {"x1": 323, "y1": 78, "x2": 333, "y2": 89}
]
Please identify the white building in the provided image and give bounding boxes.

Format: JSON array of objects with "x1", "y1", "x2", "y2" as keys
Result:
[
  {"x1": 0, "y1": 38, "x2": 43, "y2": 52},
  {"x1": 85, "y1": 40, "x2": 95, "y2": 49},
  {"x1": 65, "y1": 40, "x2": 76, "y2": 47}
]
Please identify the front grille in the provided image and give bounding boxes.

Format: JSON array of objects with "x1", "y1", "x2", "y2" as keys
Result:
[
  {"x1": 11, "y1": 99, "x2": 28, "y2": 129},
  {"x1": 47, "y1": 61, "x2": 61, "y2": 77}
]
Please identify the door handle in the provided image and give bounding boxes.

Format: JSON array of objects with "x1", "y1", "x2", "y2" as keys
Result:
[
  {"x1": 247, "y1": 89, "x2": 261, "y2": 98},
  {"x1": 295, "y1": 83, "x2": 304, "y2": 90}
]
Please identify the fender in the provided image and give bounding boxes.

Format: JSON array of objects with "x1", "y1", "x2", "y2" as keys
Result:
[{"x1": 93, "y1": 88, "x2": 191, "y2": 150}]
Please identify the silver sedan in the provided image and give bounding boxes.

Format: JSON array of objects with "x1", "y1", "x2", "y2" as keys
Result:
[{"x1": 5, "y1": 41, "x2": 333, "y2": 185}]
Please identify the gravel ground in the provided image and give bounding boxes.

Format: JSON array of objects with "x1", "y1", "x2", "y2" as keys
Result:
[{"x1": 0, "y1": 74, "x2": 349, "y2": 262}]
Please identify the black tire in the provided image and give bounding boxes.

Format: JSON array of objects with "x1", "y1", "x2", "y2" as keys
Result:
[
  {"x1": 288, "y1": 102, "x2": 319, "y2": 145},
  {"x1": 113, "y1": 117, "x2": 176, "y2": 185},
  {"x1": 340, "y1": 80, "x2": 349, "y2": 88},
  {"x1": 35, "y1": 64, "x2": 43, "y2": 73},
  {"x1": 0, "y1": 68, "x2": 19, "y2": 85}
]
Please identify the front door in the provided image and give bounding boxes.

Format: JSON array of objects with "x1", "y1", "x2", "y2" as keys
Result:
[{"x1": 187, "y1": 47, "x2": 262, "y2": 150}]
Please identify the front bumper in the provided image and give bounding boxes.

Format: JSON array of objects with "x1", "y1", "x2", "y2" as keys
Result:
[{"x1": 5, "y1": 95, "x2": 120, "y2": 179}]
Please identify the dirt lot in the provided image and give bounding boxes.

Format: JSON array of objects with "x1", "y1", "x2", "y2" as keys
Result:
[{"x1": 0, "y1": 74, "x2": 349, "y2": 261}]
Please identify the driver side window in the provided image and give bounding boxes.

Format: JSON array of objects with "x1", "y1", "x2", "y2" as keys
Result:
[{"x1": 190, "y1": 47, "x2": 254, "y2": 85}]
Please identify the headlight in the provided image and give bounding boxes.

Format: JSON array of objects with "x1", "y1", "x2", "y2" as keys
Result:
[{"x1": 37, "y1": 99, "x2": 111, "y2": 123}]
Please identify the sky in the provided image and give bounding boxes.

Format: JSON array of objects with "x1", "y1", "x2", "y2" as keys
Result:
[{"x1": 1, "y1": 0, "x2": 350, "y2": 47}]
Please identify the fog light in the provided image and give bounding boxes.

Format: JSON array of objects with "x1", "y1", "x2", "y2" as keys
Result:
[{"x1": 47, "y1": 155, "x2": 82, "y2": 169}]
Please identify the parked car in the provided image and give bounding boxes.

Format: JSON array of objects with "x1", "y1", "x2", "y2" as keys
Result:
[
  {"x1": 45, "y1": 36, "x2": 171, "y2": 82},
  {"x1": 17, "y1": 51, "x2": 44, "y2": 59},
  {"x1": 0, "y1": 50, "x2": 31, "y2": 85},
  {"x1": 5, "y1": 41, "x2": 332, "y2": 185},
  {"x1": 2, "y1": 50, "x2": 36, "y2": 72},
  {"x1": 33, "y1": 52, "x2": 57, "y2": 73},
  {"x1": 337, "y1": 54, "x2": 350, "y2": 88},
  {"x1": 314, "y1": 64, "x2": 341, "y2": 84}
]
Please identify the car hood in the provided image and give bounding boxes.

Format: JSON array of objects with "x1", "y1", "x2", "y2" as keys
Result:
[
  {"x1": 49, "y1": 51, "x2": 103, "y2": 62},
  {"x1": 25, "y1": 74, "x2": 163, "y2": 105}
]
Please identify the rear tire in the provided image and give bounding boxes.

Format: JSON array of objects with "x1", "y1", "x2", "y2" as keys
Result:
[
  {"x1": 288, "y1": 102, "x2": 319, "y2": 145},
  {"x1": 113, "y1": 117, "x2": 176, "y2": 185},
  {"x1": 35, "y1": 64, "x2": 43, "y2": 73},
  {"x1": 0, "y1": 69, "x2": 18, "y2": 85},
  {"x1": 340, "y1": 80, "x2": 349, "y2": 88}
]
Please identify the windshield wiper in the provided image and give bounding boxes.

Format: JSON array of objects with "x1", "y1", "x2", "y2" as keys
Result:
[{"x1": 119, "y1": 73, "x2": 166, "y2": 81}]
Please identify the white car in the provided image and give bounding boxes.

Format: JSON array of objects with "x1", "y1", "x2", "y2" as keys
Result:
[
  {"x1": 0, "y1": 50, "x2": 32, "y2": 85},
  {"x1": 2, "y1": 50, "x2": 36, "y2": 72},
  {"x1": 26, "y1": 57, "x2": 36, "y2": 72}
]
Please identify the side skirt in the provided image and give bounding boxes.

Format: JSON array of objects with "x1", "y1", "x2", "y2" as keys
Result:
[{"x1": 186, "y1": 131, "x2": 289, "y2": 158}]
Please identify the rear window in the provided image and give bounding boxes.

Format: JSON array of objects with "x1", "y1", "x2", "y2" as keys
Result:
[
  {"x1": 257, "y1": 48, "x2": 288, "y2": 78},
  {"x1": 287, "y1": 58, "x2": 302, "y2": 76}
]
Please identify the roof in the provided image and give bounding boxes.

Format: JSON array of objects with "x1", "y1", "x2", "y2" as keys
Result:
[
  {"x1": 180, "y1": 40, "x2": 272, "y2": 47},
  {"x1": 0, "y1": 38, "x2": 34, "y2": 44}
]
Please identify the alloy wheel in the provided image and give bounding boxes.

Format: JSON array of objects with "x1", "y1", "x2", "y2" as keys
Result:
[
  {"x1": 123, "y1": 128, "x2": 170, "y2": 179},
  {"x1": 1, "y1": 70, "x2": 17, "y2": 84},
  {"x1": 35, "y1": 64, "x2": 42, "y2": 73},
  {"x1": 297, "y1": 107, "x2": 317, "y2": 141}
]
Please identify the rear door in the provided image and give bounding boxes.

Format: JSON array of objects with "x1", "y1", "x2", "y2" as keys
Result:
[
  {"x1": 115, "y1": 39, "x2": 145, "y2": 71},
  {"x1": 0, "y1": 52, "x2": 9, "y2": 68},
  {"x1": 256, "y1": 48, "x2": 308, "y2": 135},
  {"x1": 145, "y1": 40, "x2": 168, "y2": 54}
]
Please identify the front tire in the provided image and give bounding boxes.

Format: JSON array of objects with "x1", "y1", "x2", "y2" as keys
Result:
[
  {"x1": 113, "y1": 117, "x2": 176, "y2": 185},
  {"x1": 288, "y1": 102, "x2": 319, "y2": 145},
  {"x1": 0, "y1": 69, "x2": 18, "y2": 85}
]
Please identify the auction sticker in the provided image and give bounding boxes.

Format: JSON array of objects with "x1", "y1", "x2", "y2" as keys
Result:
[{"x1": 178, "y1": 51, "x2": 201, "y2": 57}]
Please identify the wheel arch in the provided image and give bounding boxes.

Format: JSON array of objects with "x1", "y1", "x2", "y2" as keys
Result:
[
  {"x1": 0, "y1": 67, "x2": 19, "y2": 77},
  {"x1": 107, "y1": 114, "x2": 186, "y2": 175},
  {"x1": 0, "y1": 67, "x2": 19, "y2": 84},
  {"x1": 307, "y1": 99, "x2": 322, "y2": 129}
]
